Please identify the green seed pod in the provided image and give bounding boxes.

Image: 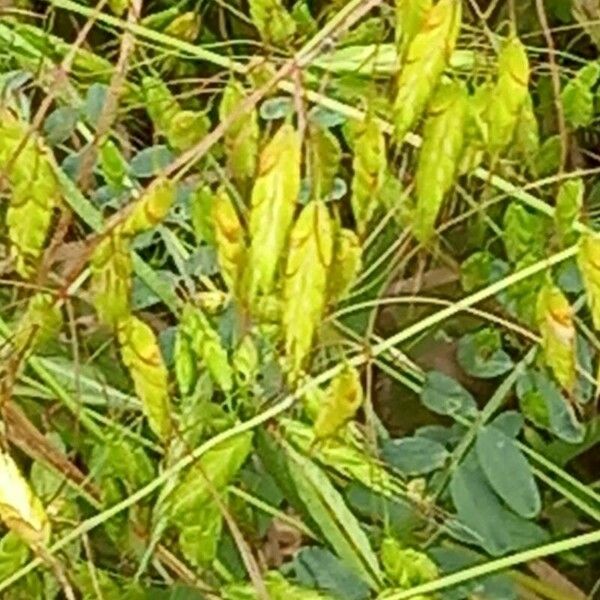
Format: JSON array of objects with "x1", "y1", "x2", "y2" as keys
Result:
[
  {"x1": 485, "y1": 36, "x2": 530, "y2": 155},
  {"x1": 213, "y1": 187, "x2": 246, "y2": 296},
  {"x1": 247, "y1": 124, "x2": 301, "y2": 301},
  {"x1": 180, "y1": 303, "x2": 234, "y2": 393},
  {"x1": 413, "y1": 81, "x2": 467, "y2": 243},
  {"x1": 90, "y1": 233, "x2": 132, "y2": 328},
  {"x1": 327, "y1": 229, "x2": 362, "y2": 303},
  {"x1": 12, "y1": 293, "x2": 62, "y2": 359},
  {"x1": 283, "y1": 201, "x2": 334, "y2": 378},
  {"x1": 220, "y1": 80, "x2": 259, "y2": 185},
  {"x1": 314, "y1": 366, "x2": 363, "y2": 440},
  {"x1": 164, "y1": 11, "x2": 201, "y2": 42},
  {"x1": 307, "y1": 123, "x2": 341, "y2": 201},
  {"x1": 536, "y1": 284, "x2": 576, "y2": 392},
  {"x1": 578, "y1": 233, "x2": 600, "y2": 330},
  {"x1": 0, "y1": 110, "x2": 60, "y2": 278},
  {"x1": 142, "y1": 76, "x2": 180, "y2": 136},
  {"x1": 347, "y1": 117, "x2": 386, "y2": 236},
  {"x1": 393, "y1": 0, "x2": 462, "y2": 142},
  {"x1": 120, "y1": 178, "x2": 176, "y2": 237},
  {"x1": 248, "y1": 0, "x2": 297, "y2": 45},
  {"x1": 395, "y1": 0, "x2": 433, "y2": 59},
  {"x1": 118, "y1": 316, "x2": 172, "y2": 441}
]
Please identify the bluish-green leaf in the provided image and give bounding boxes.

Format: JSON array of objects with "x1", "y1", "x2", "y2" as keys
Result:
[
  {"x1": 382, "y1": 437, "x2": 449, "y2": 475},
  {"x1": 457, "y1": 328, "x2": 513, "y2": 379},
  {"x1": 420, "y1": 371, "x2": 478, "y2": 418},
  {"x1": 130, "y1": 145, "x2": 173, "y2": 178},
  {"x1": 450, "y1": 451, "x2": 547, "y2": 556},
  {"x1": 44, "y1": 106, "x2": 79, "y2": 145},
  {"x1": 475, "y1": 426, "x2": 541, "y2": 518}
]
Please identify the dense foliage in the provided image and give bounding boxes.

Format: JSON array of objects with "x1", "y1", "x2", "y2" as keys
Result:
[{"x1": 0, "y1": 0, "x2": 598, "y2": 598}]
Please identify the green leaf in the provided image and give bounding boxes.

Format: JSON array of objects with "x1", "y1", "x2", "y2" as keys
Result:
[
  {"x1": 450, "y1": 451, "x2": 547, "y2": 556},
  {"x1": 292, "y1": 547, "x2": 370, "y2": 600},
  {"x1": 460, "y1": 251, "x2": 509, "y2": 292},
  {"x1": 43, "y1": 106, "x2": 79, "y2": 145},
  {"x1": 84, "y1": 83, "x2": 108, "y2": 127},
  {"x1": 381, "y1": 437, "x2": 449, "y2": 475},
  {"x1": 475, "y1": 425, "x2": 541, "y2": 518},
  {"x1": 490, "y1": 411, "x2": 523, "y2": 438},
  {"x1": 429, "y1": 546, "x2": 517, "y2": 600},
  {"x1": 286, "y1": 445, "x2": 382, "y2": 590},
  {"x1": 516, "y1": 370, "x2": 585, "y2": 443},
  {"x1": 420, "y1": 371, "x2": 478, "y2": 418},
  {"x1": 457, "y1": 328, "x2": 513, "y2": 379},
  {"x1": 260, "y1": 96, "x2": 294, "y2": 120},
  {"x1": 561, "y1": 61, "x2": 600, "y2": 128}
]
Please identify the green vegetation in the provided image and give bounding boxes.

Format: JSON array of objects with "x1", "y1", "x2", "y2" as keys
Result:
[{"x1": 0, "y1": 0, "x2": 598, "y2": 598}]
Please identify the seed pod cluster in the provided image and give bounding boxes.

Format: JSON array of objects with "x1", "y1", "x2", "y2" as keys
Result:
[
  {"x1": 393, "y1": 0, "x2": 462, "y2": 142},
  {"x1": 91, "y1": 178, "x2": 175, "y2": 328},
  {"x1": 0, "y1": 109, "x2": 61, "y2": 278},
  {"x1": 395, "y1": 0, "x2": 433, "y2": 60},
  {"x1": 328, "y1": 229, "x2": 362, "y2": 304},
  {"x1": 177, "y1": 303, "x2": 234, "y2": 393},
  {"x1": 219, "y1": 80, "x2": 259, "y2": 185},
  {"x1": 212, "y1": 188, "x2": 246, "y2": 297},
  {"x1": 142, "y1": 76, "x2": 209, "y2": 151},
  {"x1": 485, "y1": 36, "x2": 530, "y2": 155},
  {"x1": 12, "y1": 293, "x2": 62, "y2": 359},
  {"x1": 348, "y1": 117, "x2": 386, "y2": 236},
  {"x1": 307, "y1": 123, "x2": 341, "y2": 201},
  {"x1": 247, "y1": 124, "x2": 301, "y2": 301},
  {"x1": 283, "y1": 201, "x2": 334, "y2": 377},
  {"x1": 118, "y1": 315, "x2": 172, "y2": 441},
  {"x1": 413, "y1": 81, "x2": 468, "y2": 242}
]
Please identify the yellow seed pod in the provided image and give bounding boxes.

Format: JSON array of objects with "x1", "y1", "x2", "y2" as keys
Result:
[
  {"x1": 90, "y1": 233, "x2": 132, "y2": 328},
  {"x1": 142, "y1": 76, "x2": 180, "y2": 136},
  {"x1": 120, "y1": 178, "x2": 176, "y2": 237},
  {"x1": 393, "y1": 0, "x2": 462, "y2": 142},
  {"x1": 307, "y1": 124, "x2": 341, "y2": 201},
  {"x1": 413, "y1": 81, "x2": 468, "y2": 243},
  {"x1": 328, "y1": 228, "x2": 362, "y2": 304},
  {"x1": 283, "y1": 201, "x2": 334, "y2": 378},
  {"x1": 248, "y1": 0, "x2": 296, "y2": 45},
  {"x1": 247, "y1": 124, "x2": 301, "y2": 300},
  {"x1": 220, "y1": 80, "x2": 259, "y2": 184},
  {"x1": 536, "y1": 284, "x2": 576, "y2": 392},
  {"x1": 314, "y1": 366, "x2": 363, "y2": 440},
  {"x1": 578, "y1": 234, "x2": 600, "y2": 330},
  {"x1": 485, "y1": 36, "x2": 530, "y2": 155},
  {"x1": 349, "y1": 118, "x2": 386, "y2": 236},
  {"x1": 118, "y1": 316, "x2": 172, "y2": 441},
  {"x1": 180, "y1": 303, "x2": 234, "y2": 392},
  {"x1": 213, "y1": 188, "x2": 246, "y2": 296},
  {"x1": 0, "y1": 451, "x2": 50, "y2": 546},
  {"x1": 395, "y1": 0, "x2": 433, "y2": 58},
  {"x1": 12, "y1": 293, "x2": 62, "y2": 358},
  {"x1": 0, "y1": 110, "x2": 60, "y2": 278}
]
